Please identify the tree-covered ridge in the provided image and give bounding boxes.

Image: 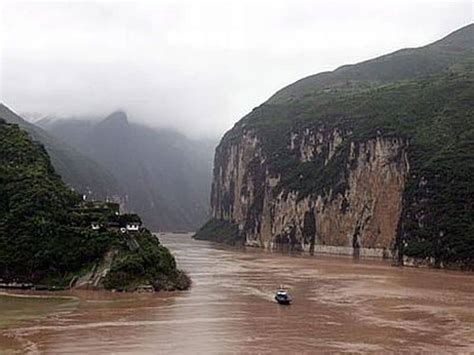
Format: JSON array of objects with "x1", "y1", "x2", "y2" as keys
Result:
[
  {"x1": 213, "y1": 24, "x2": 474, "y2": 268},
  {"x1": 268, "y1": 24, "x2": 474, "y2": 104},
  {"x1": 0, "y1": 119, "x2": 190, "y2": 290}
]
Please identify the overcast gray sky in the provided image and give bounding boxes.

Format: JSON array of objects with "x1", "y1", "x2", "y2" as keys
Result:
[{"x1": 0, "y1": 0, "x2": 472, "y2": 138}]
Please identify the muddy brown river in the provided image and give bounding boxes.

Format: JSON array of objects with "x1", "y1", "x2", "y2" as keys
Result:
[{"x1": 1, "y1": 233, "x2": 473, "y2": 353}]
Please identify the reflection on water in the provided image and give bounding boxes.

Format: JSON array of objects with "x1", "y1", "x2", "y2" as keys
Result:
[{"x1": 1, "y1": 233, "x2": 473, "y2": 353}]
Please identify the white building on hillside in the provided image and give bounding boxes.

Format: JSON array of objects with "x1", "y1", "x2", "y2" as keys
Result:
[{"x1": 126, "y1": 222, "x2": 140, "y2": 232}]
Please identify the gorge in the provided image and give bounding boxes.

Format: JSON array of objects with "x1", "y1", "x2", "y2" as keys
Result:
[{"x1": 195, "y1": 24, "x2": 474, "y2": 269}]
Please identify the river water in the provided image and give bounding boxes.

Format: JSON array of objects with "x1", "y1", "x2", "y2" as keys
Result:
[{"x1": 1, "y1": 233, "x2": 473, "y2": 353}]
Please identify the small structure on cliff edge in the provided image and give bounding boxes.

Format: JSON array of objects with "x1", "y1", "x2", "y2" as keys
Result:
[
  {"x1": 126, "y1": 221, "x2": 141, "y2": 232},
  {"x1": 121, "y1": 213, "x2": 142, "y2": 232},
  {"x1": 78, "y1": 201, "x2": 142, "y2": 233}
]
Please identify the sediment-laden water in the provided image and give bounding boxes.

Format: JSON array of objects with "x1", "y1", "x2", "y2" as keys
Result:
[{"x1": 1, "y1": 233, "x2": 473, "y2": 353}]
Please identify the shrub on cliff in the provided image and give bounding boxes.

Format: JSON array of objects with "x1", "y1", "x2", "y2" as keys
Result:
[{"x1": 193, "y1": 218, "x2": 243, "y2": 245}]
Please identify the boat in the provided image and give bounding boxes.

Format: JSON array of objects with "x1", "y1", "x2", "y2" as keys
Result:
[{"x1": 275, "y1": 286, "x2": 292, "y2": 305}]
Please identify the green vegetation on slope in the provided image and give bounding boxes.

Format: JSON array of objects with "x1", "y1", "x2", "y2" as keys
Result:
[
  {"x1": 193, "y1": 218, "x2": 243, "y2": 245},
  {"x1": 104, "y1": 230, "x2": 190, "y2": 291},
  {"x1": 0, "y1": 120, "x2": 190, "y2": 289},
  {"x1": 268, "y1": 24, "x2": 474, "y2": 104}
]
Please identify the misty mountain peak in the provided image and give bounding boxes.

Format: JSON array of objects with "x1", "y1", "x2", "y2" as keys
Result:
[{"x1": 101, "y1": 110, "x2": 129, "y2": 127}]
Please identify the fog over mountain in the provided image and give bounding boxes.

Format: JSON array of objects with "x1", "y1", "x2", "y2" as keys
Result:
[
  {"x1": 37, "y1": 111, "x2": 216, "y2": 231},
  {"x1": 1, "y1": 0, "x2": 471, "y2": 138}
]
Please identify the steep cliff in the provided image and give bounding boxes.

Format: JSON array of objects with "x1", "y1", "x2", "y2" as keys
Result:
[{"x1": 196, "y1": 24, "x2": 474, "y2": 268}]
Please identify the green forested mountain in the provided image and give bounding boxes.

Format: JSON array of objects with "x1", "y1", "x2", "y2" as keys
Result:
[
  {"x1": 0, "y1": 104, "x2": 120, "y2": 200},
  {"x1": 0, "y1": 119, "x2": 189, "y2": 290},
  {"x1": 199, "y1": 24, "x2": 474, "y2": 268}
]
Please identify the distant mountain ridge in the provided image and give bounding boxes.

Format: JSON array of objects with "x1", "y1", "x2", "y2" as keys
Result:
[
  {"x1": 0, "y1": 104, "x2": 120, "y2": 200},
  {"x1": 38, "y1": 111, "x2": 215, "y2": 231}
]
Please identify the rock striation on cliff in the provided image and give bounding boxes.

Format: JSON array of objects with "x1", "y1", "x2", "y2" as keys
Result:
[
  {"x1": 210, "y1": 124, "x2": 409, "y2": 259},
  {"x1": 195, "y1": 24, "x2": 474, "y2": 269}
]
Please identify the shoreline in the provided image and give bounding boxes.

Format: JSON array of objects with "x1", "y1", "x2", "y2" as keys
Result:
[
  {"x1": 190, "y1": 234, "x2": 474, "y2": 274},
  {"x1": 0, "y1": 290, "x2": 78, "y2": 300}
]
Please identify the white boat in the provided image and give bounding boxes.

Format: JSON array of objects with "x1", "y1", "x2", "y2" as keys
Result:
[{"x1": 275, "y1": 286, "x2": 292, "y2": 305}]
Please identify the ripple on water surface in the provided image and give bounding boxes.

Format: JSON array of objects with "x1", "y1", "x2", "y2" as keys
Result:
[{"x1": 1, "y1": 233, "x2": 473, "y2": 353}]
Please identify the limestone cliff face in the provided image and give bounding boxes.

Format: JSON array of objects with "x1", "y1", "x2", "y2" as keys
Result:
[{"x1": 211, "y1": 127, "x2": 409, "y2": 258}]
